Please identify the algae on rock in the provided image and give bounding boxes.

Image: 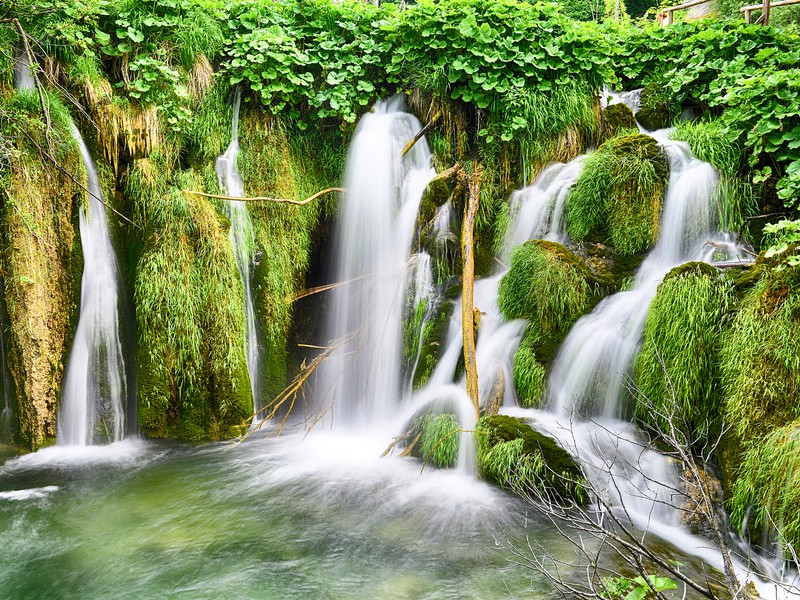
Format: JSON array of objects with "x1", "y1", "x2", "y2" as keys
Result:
[
  {"x1": 0, "y1": 91, "x2": 83, "y2": 449},
  {"x1": 477, "y1": 414, "x2": 586, "y2": 504}
]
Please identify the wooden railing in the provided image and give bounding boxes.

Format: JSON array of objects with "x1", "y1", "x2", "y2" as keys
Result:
[
  {"x1": 657, "y1": 0, "x2": 713, "y2": 25},
  {"x1": 740, "y1": 0, "x2": 800, "y2": 24}
]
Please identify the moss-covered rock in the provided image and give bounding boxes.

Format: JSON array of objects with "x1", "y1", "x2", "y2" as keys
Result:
[
  {"x1": 729, "y1": 421, "x2": 800, "y2": 552},
  {"x1": 403, "y1": 298, "x2": 454, "y2": 392},
  {"x1": 498, "y1": 240, "x2": 610, "y2": 407},
  {"x1": 406, "y1": 412, "x2": 460, "y2": 469},
  {"x1": 635, "y1": 83, "x2": 680, "y2": 132},
  {"x1": 0, "y1": 92, "x2": 83, "y2": 449},
  {"x1": 720, "y1": 265, "x2": 800, "y2": 449},
  {"x1": 603, "y1": 103, "x2": 637, "y2": 137},
  {"x1": 567, "y1": 133, "x2": 669, "y2": 256},
  {"x1": 477, "y1": 415, "x2": 587, "y2": 503},
  {"x1": 635, "y1": 263, "x2": 734, "y2": 445}
]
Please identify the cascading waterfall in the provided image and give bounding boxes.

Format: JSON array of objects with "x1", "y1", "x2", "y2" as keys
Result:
[
  {"x1": 215, "y1": 89, "x2": 261, "y2": 420},
  {"x1": 547, "y1": 133, "x2": 740, "y2": 417},
  {"x1": 314, "y1": 96, "x2": 436, "y2": 428},
  {"x1": 58, "y1": 124, "x2": 127, "y2": 446}
]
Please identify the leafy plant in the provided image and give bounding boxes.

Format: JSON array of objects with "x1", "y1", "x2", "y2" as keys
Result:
[
  {"x1": 601, "y1": 575, "x2": 677, "y2": 599},
  {"x1": 763, "y1": 218, "x2": 800, "y2": 267}
]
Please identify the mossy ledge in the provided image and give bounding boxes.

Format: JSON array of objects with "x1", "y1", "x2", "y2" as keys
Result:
[
  {"x1": 498, "y1": 240, "x2": 610, "y2": 407},
  {"x1": 477, "y1": 415, "x2": 587, "y2": 504}
]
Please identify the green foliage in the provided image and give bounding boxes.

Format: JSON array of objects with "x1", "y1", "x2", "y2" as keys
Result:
[
  {"x1": 635, "y1": 264, "x2": 735, "y2": 443},
  {"x1": 414, "y1": 413, "x2": 460, "y2": 468},
  {"x1": 601, "y1": 575, "x2": 677, "y2": 600},
  {"x1": 477, "y1": 415, "x2": 587, "y2": 503},
  {"x1": 720, "y1": 265, "x2": 800, "y2": 448},
  {"x1": 567, "y1": 133, "x2": 668, "y2": 254},
  {"x1": 635, "y1": 82, "x2": 680, "y2": 131},
  {"x1": 133, "y1": 168, "x2": 251, "y2": 437},
  {"x1": 764, "y1": 218, "x2": 800, "y2": 267},
  {"x1": 512, "y1": 331, "x2": 548, "y2": 408},
  {"x1": 500, "y1": 241, "x2": 606, "y2": 404},
  {"x1": 730, "y1": 422, "x2": 800, "y2": 553}
]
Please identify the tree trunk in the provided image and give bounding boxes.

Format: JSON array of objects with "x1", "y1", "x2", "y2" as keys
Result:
[{"x1": 461, "y1": 167, "x2": 482, "y2": 418}]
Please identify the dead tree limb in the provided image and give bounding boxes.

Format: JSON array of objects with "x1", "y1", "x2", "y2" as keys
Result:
[
  {"x1": 182, "y1": 187, "x2": 345, "y2": 205},
  {"x1": 401, "y1": 111, "x2": 441, "y2": 158},
  {"x1": 461, "y1": 166, "x2": 482, "y2": 419}
]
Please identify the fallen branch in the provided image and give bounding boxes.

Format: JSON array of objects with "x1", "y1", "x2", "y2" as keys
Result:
[
  {"x1": 182, "y1": 187, "x2": 345, "y2": 205},
  {"x1": 401, "y1": 112, "x2": 441, "y2": 158},
  {"x1": 461, "y1": 166, "x2": 483, "y2": 419}
]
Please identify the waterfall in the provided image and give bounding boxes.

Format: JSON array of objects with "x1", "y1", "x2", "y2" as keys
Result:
[
  {"x1": 547, "y1": 133, "x2": 741, "y2": 418},
  {"x1": 314, "y1": 95, "x2": 436, "y2": 428},
  {"x1": 215, "y1": 89, "x2": 261, "y2": 421},
  {"x1": 13, "y1": 47, "x2": 35, "y2": 91},
  {"x1": 58, "y1": 124, "x2": 127, "y2": 446}
]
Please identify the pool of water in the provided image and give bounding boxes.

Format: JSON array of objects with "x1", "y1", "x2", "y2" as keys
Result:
[{"x1": 0, "y1": 432, "x2": 572, "y2": 599}]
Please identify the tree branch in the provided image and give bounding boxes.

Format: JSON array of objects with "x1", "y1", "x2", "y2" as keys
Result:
[{"x1": 182, "y1": 187, "x2": 345, "y2": 205}]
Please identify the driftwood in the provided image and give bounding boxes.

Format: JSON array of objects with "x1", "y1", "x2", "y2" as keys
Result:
[
  {"x1": 182, "y1": 187, "x2": 345, "y2": 205},
  {"x1": 461, "y1": 166, "x2": 483, "y2": 419}
]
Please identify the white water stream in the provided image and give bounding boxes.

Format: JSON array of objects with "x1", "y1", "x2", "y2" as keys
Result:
[
  {"x1": 314, "y1": 96, "x2": 436, "y2": 428},
  {"x1": 215, "y1": 89, "x2": 261, "y2": 421},
  {"x1": 58, "y1": 124, "x2": 127, "y2": 446}
]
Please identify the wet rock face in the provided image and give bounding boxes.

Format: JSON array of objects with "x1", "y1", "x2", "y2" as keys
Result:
[{"x1": 679, "y1": 462, "x2": 724, "y2": 539}]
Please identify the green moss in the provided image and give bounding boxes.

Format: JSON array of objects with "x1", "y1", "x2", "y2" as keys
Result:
[
  {"x1": 567, "y1": 133, "x2": 669, "y2": 256},
  {"x1": 730, "y1": 422, "x2": 800, "y2": 552},
  {"x1": 512, "y1": 332, "x2": 547, "y2": 408},
  {"x1": 477, "y1": 415, "x2": 587, "y2": 503},
  {"x1": 499, "y1": 240, "x2": 608, "y2": 389},
  {"x1": 635, "y1": 83, "x2": 680, "y2": 132},
  {"x1": 720, "y1": 266, "x2": 800, "y2": 449},
  {"x1": 238, "y1": 112, "x2": 336, "y2": 403},
  {"x1": 413, "y1": 412, "x2": 460, "y2": 469},
  {"x1": 0, "y1": 91, "x2": 83, "y2": 449},
  {"x1": 184, "y1": 78, "x2": 233, "y2": 167},
  {"x1": 603, "y1": 103, "x2": 637, "y2": 137},
  {"x1": 635, "y1": 264, "x2": 734, "y2": 444}
]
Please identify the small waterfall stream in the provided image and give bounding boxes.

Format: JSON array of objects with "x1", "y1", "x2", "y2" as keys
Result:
[
  {"x1": 215, "y1": 89, "x2": 261, "y2": 420},
  {"x1": 58, "y1": 124, "x2": 127, "y2": 446}
]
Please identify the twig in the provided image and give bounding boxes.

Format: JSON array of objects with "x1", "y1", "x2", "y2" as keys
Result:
[
  {"x1": 401, "y1": 112, "x2": 441, "y2": 158},
  {"x1": 182, "y1": 187, "x2": 345, "y2": 205}
]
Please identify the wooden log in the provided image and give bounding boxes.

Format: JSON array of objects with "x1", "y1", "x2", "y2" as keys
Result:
[{"x1": 461, "y1": 167, "x2": 482, "y2": 419}]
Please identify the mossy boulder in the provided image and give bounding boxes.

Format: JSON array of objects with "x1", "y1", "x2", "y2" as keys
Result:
[
  {"x1": 635, "y1": 83, "x2": 680, "y2": 132},
  {"x1": 403, "y1": 298, "x2": 454, "y2": 391},
  {"x1": 720, "y1": 265, "x2": 800, "y2": 449},
  {"x1": 635, "y1": 262, "x2": 734, "y2": 445},
  {"x1": 603, "y1": 103, "x2": 637, "y2": 137},
  {"x1": 729, "y1": 422, "x2": 800, "y2": 551},
  {"x1": 477, "y1": 415, "x2": 587, "y2": 504},
  {"x1": 567, "y1": 134, "x2": 668, "y2": 256},
  {"x1": 498, "y1": 240, "x2": 610, "y2": 407}
]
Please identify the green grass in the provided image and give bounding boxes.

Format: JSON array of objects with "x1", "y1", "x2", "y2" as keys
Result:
[
  {"x1": 720, "y1": 265, "x2": 800, "y2": 448},
  {"x1": 415, "y1": 413, "x2": 460, "y2": 469},
  {"x1": 671, "y1": 119, "x2": 756, "y2": 234},
  {"x1": 512, "y1": 331, "x2": 547, "y2": 408},
  {"x1": 635, "y1": 263, "x2": 735, "y2": 443},
  {"x1": 477, "y1": 415, "x2": 587, "y2": 503},
  {"x1": 730, "y1": 421, "x2": 800, "y2": 552},
  {"x1": 567, "y1": 133, "x2": 669, "y2": 255}
]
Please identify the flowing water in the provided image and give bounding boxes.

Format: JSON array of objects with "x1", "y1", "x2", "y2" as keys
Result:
[
  {"x1": 314, "y1": 96, "x2": 436, "y2": 428},
  {"x1": 215, "y1": 89, "x2": 261, "y2": 419},
  {"x1": 58, "y1": 124, "x2": 127, "y2": 446}
]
